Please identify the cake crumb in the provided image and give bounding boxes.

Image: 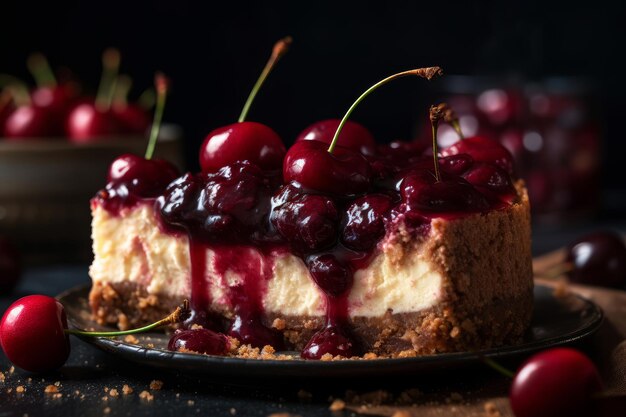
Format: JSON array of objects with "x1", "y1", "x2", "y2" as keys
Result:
[
  {"x1": 16, "y1": 385, "x2": 25, "y2": 393},
  {"x1": 363, "y1": 352, "x2": 378, "y2": 360},
  {"x1": 187, "y1": 400, "x2": 195, "y2": 406},
  {"x1": 329, "y1": 399, "x2": 345, "y2": 411},
  {"x1": 229, "y1": 407, "x2": 237, "y2": 415},
  {"x1": 103, "y1": 407, "x2": 111, "y2": 414},
  {"x1": 320, "y1": 353, "x2": 334, "y2": 361},
  {"x1": 7, "y1": 388, "x2": 12, "y2": 393},
  {"x1": 271, "y1": 318, "x2": 286, "y2": 330},
  {"x1": 26, "y1": 377, "x2": 32, "y2": 383},
  {"x1": 109, "y1": 388, "x2": 119, "y2": 397},
  {"x1": 44, "y1": 385, "x2": 59, "y2": 394},
  {"x1": 450, "y1": 326, "x2": 461, "y2": 338},
  {"x1": 122, "y1": 384, "x2": 133, "y2": 395},
  {"x1": 104, "y1": 387, "x2": 109, "y2": 393},
  {"x1": 0, "y1": 372, "x2": 5, "y2": 382},
  {"x1": 9, "y1": 366, "x2": 15, "y2": 374},
  {"x1": 484, "y1": 401, "x2": 501, "y2": 416},
  {"x1": 149, "y1": 380, "x2": 164, "y2": 390},
  {"x1": 124, "y1": 335, "x2": 139, "y2": 344},
  {"x1": 74, "y1": 390, "x2": 80, "y2": 396},
  {"x1": 139, "y1": 390, "x2": 154, "y2": 401},
  {"x1": 297, "y1": 389, "x2": 313, "y2": 401},
  {"x1": 391, "y1": 411, "x2": 412, "y2": 417},
  {"x1": 101, "y1": 396, "x2": 108, "y2": 401}
]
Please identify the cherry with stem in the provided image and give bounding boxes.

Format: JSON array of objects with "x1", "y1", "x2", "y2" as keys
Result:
[
  {"x1": 199, "y1": 37, "x2": 291, "y2": 172},
  {"x1": 0, "y1": 295, "x2": 189, "y2": 373}
]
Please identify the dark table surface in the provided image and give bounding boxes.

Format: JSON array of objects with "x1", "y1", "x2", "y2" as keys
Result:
[{"x1": 1, "y1": 218, "x2": 625, "y2": 417}]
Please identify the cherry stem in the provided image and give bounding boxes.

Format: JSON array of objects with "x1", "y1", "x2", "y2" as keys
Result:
[
  {"x1": 439, "y1": 102, "x2": 464, "y2": 139},
  {"x1": 429, "y1": 103, "x2": 447, "y2": 182},
  {"x1": 65, "y1": 300, "x2": 189, "y2": 337},
  {"x1": 0, "y1": 75, "x2": 30, "y2": 106},
  {"x1": 113, "y1": 74, "x2": 132, "y2": 107},
  {"x1": 95, "y1": 48, "x2": 121, "y2": 112},
  {"x1": 238, "y1": 36, "x2": 292, "y2": 123},
  {"x1": 27, "y1": 53, "x2": 57, "y2": 88},
  {"x1": 481, "y1": 356, "x2": 515, "y2": 378},
  {"x1": 328, "y1": 67, "x2": 443, "y2": 154},
  {"x1": 145, "y1": 73, "x2": 169, "y2": 160}
]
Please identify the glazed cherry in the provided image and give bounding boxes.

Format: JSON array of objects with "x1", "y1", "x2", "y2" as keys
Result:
[
  {"x1": 565, "y1": 231, "x2": 626, "y2": 288},
  {"x1": 283, "y1": 140, "x2": 372, "y2": 195},
  {"x1": 228, "y1": 314, "x2": 285, "y2": 350},
  {"x1": 441, "y1": 136, "x2": 515, "y2": 175},
  {"x1": 439, "y1": 153, "x2": 474, "y2": 176},
  {"x1": 168, "y1": 328, "x2": 231, "y2": 355},
  {"x1": 296, "y1": 119, "x2": 376, "y2": 155},
  {"x1": 463, "y1": 162, "x2": 516, "y2": 202},
  {"x1": 271, "y1": 192, "x2": 339, "y2": 253},
  {"x1": 161, "y1": 162, "x2": 275, "y2": 243},
  {"x1": 199, "y1": 122, "x2": 286, "y2": 173},
  {"x1": 341, "y1": 194, "x2": 392, "y2": 251},
  {"x1": 510, "y1": 348, "x2": 603, "y2": 417},
  {"x1": 307, "y1": 254, "x2": 353, "y2": 297},
  {"x1": 401, "y1": 175, "x2": 489, "y2": 215},
  {"x1": 301, "y1": 325, "x2": 359, "y2": 359},
  {"x1": 0, "y1": 236, "x2": 21, "y2": 294},
  {"x1": 0, "y1": 295, "x2": 70, "y2": 372}
]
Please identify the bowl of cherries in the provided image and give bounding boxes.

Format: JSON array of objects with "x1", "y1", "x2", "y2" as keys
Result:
[{"x1": 0, "y1": 50, "x2": 183, "y2": 262}]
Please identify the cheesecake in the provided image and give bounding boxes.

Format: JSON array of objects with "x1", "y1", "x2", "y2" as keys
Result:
[{"x1": 88, "y1": 135, "x2": 533, "y2": 359}]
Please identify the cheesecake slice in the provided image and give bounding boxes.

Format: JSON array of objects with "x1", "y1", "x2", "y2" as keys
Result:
[{"x1": 88, "y1": 143, "x2": 533, "y2": 358}]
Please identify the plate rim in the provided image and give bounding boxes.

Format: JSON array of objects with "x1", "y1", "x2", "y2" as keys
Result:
[{"x1": 58, "y1": 284, "x2": 604, "y2": 373}]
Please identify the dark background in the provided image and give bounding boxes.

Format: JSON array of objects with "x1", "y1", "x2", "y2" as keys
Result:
[{"x1": 2, "y1": 0, "x2": 625, "y2": 192}]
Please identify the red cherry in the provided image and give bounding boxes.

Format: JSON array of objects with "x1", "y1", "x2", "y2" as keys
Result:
[
  {"x1": 112, "y1": 103, "x2": 150, "y2": 135},
  {"x1": 510, "y1": 348, "x2": 603, "y2": 417},
  {"x1": 441, "y1": 136, "x2": 515, "y2": 175},
  {"x1": 108, "y1": 153, "x2": 179, "y2": 191},
  {"x1": 296, "y1": 119, "x2": 376, "y2": 155},
  {"x1": 0, "y1": 295, "x2": 70, "y2": 372},
  {"x1": 0, "y1": 236, "x2": 21, "y2": 294},
  {"x1": 283, "y1": 139, "x2": 371, "y2": 195},
  {"x1": 66, "y1": 103, "x2": 123, "y2": 142},
  {"x1": 3, "y1": 105, "x2": 64, "y2": 138},
  {"x1": 199, "y1": 122, "x2": 286, "y2": 173},
  {"x1": 565, "y1": 231, "x2": 626, "y2": 288}
]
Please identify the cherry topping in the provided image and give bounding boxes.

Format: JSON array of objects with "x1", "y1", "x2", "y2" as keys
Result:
[
  {"x1": 565, "y1": 231, "x2": 626, "y2": 288},
  {"x1": 341, "y1": 194, "x2": 393, "y2": 251},
  {"x1": 402, "y1": 177, "x2": 489, "y2": 214},
  {"x1": 439, "y1": 153, "x2": 474, "y2": 176},
  {"x1": 462, "y1": 162, "x2": 516, "y2": 202},
  {"x1": 271, "y1": 191, "x2": 339, "y2": 252},
  {"x1": 0, "y1": 295, "x2": 70, "y2": 372},
  {"x1": 296, "y1": 119, "x2": 376, "y2": 155},
  {"x1": 283, "y1": 139, "x2": 372, "y2": 195},
  {"x1": 307, "y1": 254, "x2": 353, "y2": 297},
  {"x1": 160, "y1": 162, "x2": 275, "y2": 243},
  {"x1": 301, "y1": 325, "x2": 359, "y2": 359},
  {"x1": 198, "y1": 37, "x2": 291, "y2": 173},
  {"x1": 441, "y1": 135, "x2": 515, "y2": 175},
  {"x1": 228, "y1": 314, "x2": 285, "y2": 350},
  {"x1": 199, "y1": 122, "x2": 286, "y2": 172},
  {"x1": 510, "y1": 348, "x2": 603, "y2": 417},
  {"x1": 168, "y1": 328, "x2": 231, "y2": 355},
  {"x1": 0, "y1": 236, "x2": 21, "y2": 294}
]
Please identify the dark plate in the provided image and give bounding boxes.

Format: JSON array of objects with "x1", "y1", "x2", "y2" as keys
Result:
[{"x1": 59, "y1": 284, "x2": 603, "y2": 378}]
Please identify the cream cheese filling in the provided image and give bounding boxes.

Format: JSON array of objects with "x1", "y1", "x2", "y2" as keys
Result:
[{"x1": 90, "y1": 204, "x2": 443, "y2": 318}]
